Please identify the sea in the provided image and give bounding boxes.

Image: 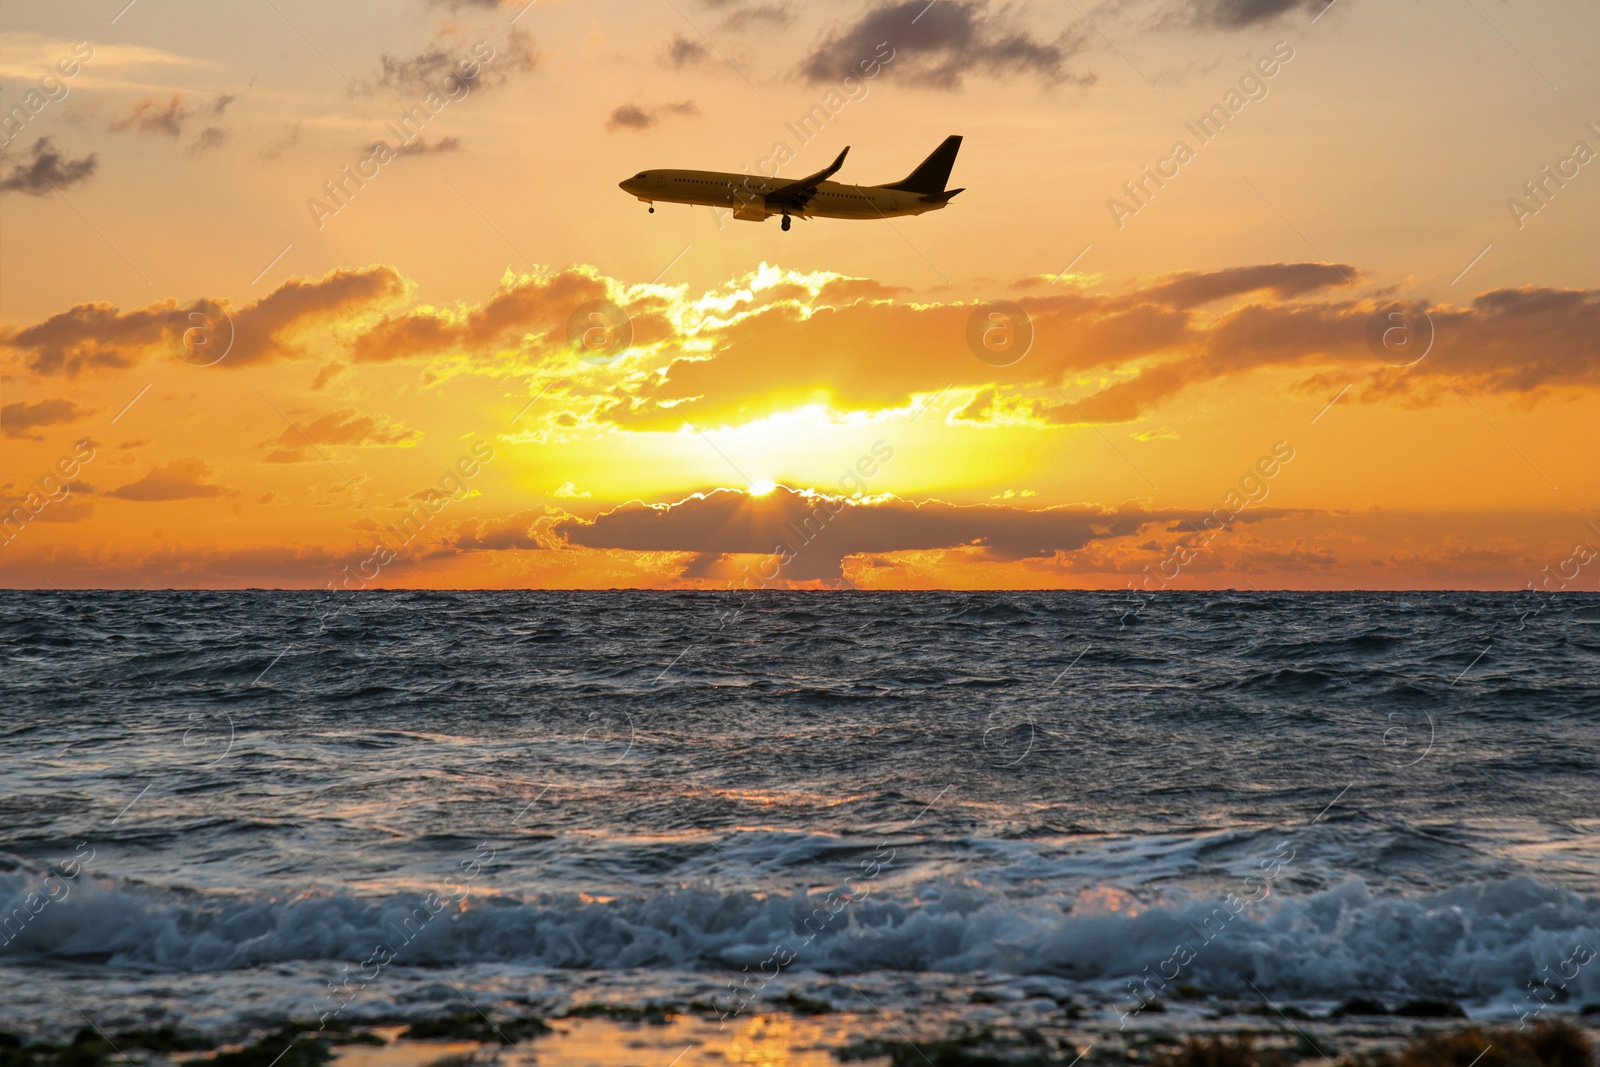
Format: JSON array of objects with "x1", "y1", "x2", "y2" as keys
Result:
[{"x1": 2, "y1": 590, "x2": 1597, "y2": 1039}]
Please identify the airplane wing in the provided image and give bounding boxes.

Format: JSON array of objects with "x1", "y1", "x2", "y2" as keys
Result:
[{"x1": 761, "y1": 146, "x2": 849, "y2": 213}]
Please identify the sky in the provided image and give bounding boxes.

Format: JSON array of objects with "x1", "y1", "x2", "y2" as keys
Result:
[{"x1": 1, "y1": 0, "x2": 1597, "y2": 590}]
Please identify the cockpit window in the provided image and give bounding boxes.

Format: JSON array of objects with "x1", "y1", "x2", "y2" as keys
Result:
[{"x1": 635, "y1": 172, "x2": 648, "y2": 178}]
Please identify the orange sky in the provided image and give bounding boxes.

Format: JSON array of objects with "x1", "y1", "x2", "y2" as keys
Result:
[{"x1": 1, "y1": 0, "x2": 1596, "y2": 589}]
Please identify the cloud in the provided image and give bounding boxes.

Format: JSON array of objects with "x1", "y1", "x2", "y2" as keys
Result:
[
  {"x1": 258, "y1": 409, "x2": 422, "y2": 463},
  {"x1": 348, "y1": 265, "x2": 676, "y2": 364},
  {"x1": 354, "y1": 29, "x2": 536, "y2": 97},
  {"x1": 109, "y1": 87, "x2": 244, "y2": 155},
  {"x1": 1230, "y1": 538, "x2": 1339, "y2": 572},
  {"x1": 447, "y1": 509, "x2": 548, "y2": 551},
  {"x1": 663, "y1": 34, "x2": 710, "y2": 68},
  {"x1": 110, "y1": 93, "x2": 188, "y2": 136},
  {"x1": 234, "y1": 267, "x2": 409, "y2": 365},
  {"x1": 1, "y1": 398, "x2": 89, "y2": 440},
  {"x1": 1368, "y1": 537, "x2": 1537, "y2": 581},
  {"x1": 11, "y1": 260, "x2": 1598, "y2": 433},
  {"x1": 192, "y1": 126, "x2": 228, "y2": 153},
  {"x1": 0, "y1": 542, "x2": 358, "y2": 586},
  {"x1": 1045, "y1": 286, "x2": 1590, "y2": 421},
  {"x1": 382, "y1": 135, "x2": 463, "y2": 156},
  {"x1": 6, "y1": 265, "x2": 408, "y2": 376},
  {"x1": 0, "y1": 138, "x2": 97, "y2": 196},
  {"x1": 31, "y1": 501, "x2": 94, "y2": 524},
  {"x1": 555, "y1": 485, "x2": 1265, "y2": 582},
  {"x1": 594, "y1": 265, "x2": 1597, "y2": 429},
  {"x1": 1186, "y1": 0, "x2": 1331, "y2": 28},
  {"x1": 261, "y1": 122, "x2": 301, "y2": 160},
  {"x1": 359, "y1": 44, "x2": 467, "y2": 96},
  {"x1": 4, "y1": 301, "x2": 166, "y2": 375},
  {"x1": 717, "y1": 3, "x2": 793, "y2": 31},
  {"x1": 605, "y1": 105, "x2": 653, "y2": 131},
  {"x1": 105, "y1": 457, "x2": 233, "y2": 501},
  {"x1": 605, "y1": 100, "x2": 700, "y2": 132},
  {"x1": 310, "y1": 362, "x2": 347, "y2": 391},
  {"x1": 1099, "y1": 285, "x2": 1600, "y2": 417},
  {"x1": 797, "y1": 1, "x2": 1091, "y2": 90},
  {"x1": 1136, "y1": 262, "x2": 1357, "y2": 307},
  {"x1": 693, "y1": 1, "x2": 792, "y2": 32},
  {"x1": 616, "y1": 278, "x2": 1190, "y2": 430}
]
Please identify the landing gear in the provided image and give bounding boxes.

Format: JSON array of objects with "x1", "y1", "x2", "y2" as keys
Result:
[
  {"x1": 648, "y1": 206, "x2": 654, "y2": 213},
  {"x1": 781, "y1": 215, "x2": 791, "y2": 232}
]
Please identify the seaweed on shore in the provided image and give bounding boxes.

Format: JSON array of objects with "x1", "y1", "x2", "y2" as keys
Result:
[
  {"x1": 205, "y1": 1029, "x2": 334, "y2": 1067},
  {"x1": 834, "y1": 1019, "x2": 1594, "y2": 1067},
  {"x1": 1151, "y1": 1035, "x2": 1283, "y2": 1067},
  {"x1": 0, "y1": 1027, "x2": 224, "y2": 1067},
  {"x1": 7, "y1": 1030, "x2": 118, "y2": 1067},
  {"x1": 400, "y1": 1013, "x2": 551, "y2": 1044},
  {"x1": 1328, "y1": 994, "x2": 1467, "y2": 1021},
  {"x1": 1392, "y1": 999, "x2": 1467, "y2": 1019},
  {"x1": 769, "y1": 992, "x2": 834, "y2": 1016},
  {"x1": 423, "y1": 1055, "x2": 484, "y2": 1067},
  {"x1": 107, "y1": 1029, "x2": 216, "y2": 1054},
  {"x1": 1349, "y1": 1020, "x2": 1591, "y2": 1067},
  {"x1": 1243, "y1": 1004, "x2": 1312, "y2": 1021},
  {"x1": 559, "y1": 1003, "x2": 675, "y2": 1025},
  {"x1": 0, "y1": 1022, "x2": 395, "y2": 1067},
  {"x1": 835, "y1": 1029, "x2": 1059, "y2": 1067},
  {"x1": 266, "y1": 1025, "x2": 384, "y2": 1049}
]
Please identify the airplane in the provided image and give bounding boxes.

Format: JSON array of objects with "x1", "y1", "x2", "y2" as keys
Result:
[{"x1": 618, "y1": 135, "x2": 964, "y2": 231}]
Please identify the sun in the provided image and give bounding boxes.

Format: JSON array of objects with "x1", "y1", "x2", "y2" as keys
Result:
[{"x1": 748, "y1": 480, "x2": 778, "y2": 496}]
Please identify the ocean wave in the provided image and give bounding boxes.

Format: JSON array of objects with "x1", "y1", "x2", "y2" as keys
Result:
[{"x1": 4, "y1": 860, "x2": 1594, "y2": 1001}]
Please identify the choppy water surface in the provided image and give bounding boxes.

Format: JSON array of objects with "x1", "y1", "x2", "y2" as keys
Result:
[{"x1": 2, "y1": 590, "x2": 1597, "y2": 1035}]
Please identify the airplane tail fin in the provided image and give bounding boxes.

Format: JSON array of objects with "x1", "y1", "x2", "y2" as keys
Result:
[{"x1": 884, "y1": 135, "x2": 962, "y2": 195}]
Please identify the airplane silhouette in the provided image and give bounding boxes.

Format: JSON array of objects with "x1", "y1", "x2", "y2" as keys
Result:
[{"x1": 619, "y1": 135, "x2": 963, "y2": 231}]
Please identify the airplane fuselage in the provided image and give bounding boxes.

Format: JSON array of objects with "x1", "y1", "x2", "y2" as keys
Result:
[
  {"x1": 619, "y1": 170, "x2": 949, "y2": 220},
  {"x1": 619, "y1": 137, "x2": 964, "y2": 228}
]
